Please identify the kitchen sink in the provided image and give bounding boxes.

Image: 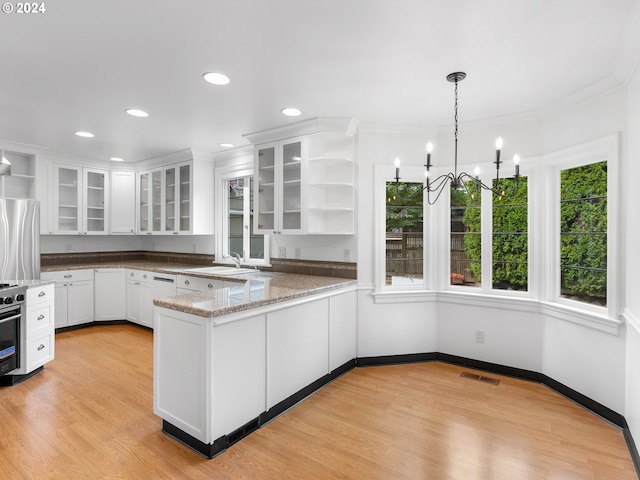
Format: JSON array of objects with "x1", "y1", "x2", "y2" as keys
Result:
[{"x1": 184, "y1": 266, "x2": 257, "y2": 276}]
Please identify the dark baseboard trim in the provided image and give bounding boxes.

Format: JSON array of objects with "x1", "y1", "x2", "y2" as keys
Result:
[
  {"x1": 357, "y1": 352, "x2": 438, "y2": 366},
  {"x1": 164, "y1": 358, "x2": 357, "y2": 459},
  {"x1": 0, "y1": 366, "x2": 44, "y2": 387},
  {"x1": 55, "y1": 320, "x2": 150, "y2": 334}
]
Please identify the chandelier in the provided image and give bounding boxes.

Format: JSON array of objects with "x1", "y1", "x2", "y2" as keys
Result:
[{"x1": 394, "y1": 72, "x2": 521, "y2": 204}]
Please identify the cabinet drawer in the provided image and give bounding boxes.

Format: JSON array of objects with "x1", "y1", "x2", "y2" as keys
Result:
[
  {"x1": 27, "y1": 334, "x2": 54, "y2": 369},
  {"x1": 126, "y1": 269, "x2": 152, "y2": 282},
  {"x1": 176, "y1": 275, "x2": 199, "y2": 291},
  {"x1": 27, "y1": 303, "x2": 53, "y2": 336},
  {"x1": 198, "y1": 278, "x2": 229, "y2": 291},
  {"x1": 26, "y1": 283, "x2": 54, "y2": 306},
  {"x1": 41, "y1": 269, "x2": 94, "y2": 283}
]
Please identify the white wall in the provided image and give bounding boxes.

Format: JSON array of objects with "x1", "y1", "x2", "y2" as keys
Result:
[
  {"x1": 139, "y1": 235, "x2": 215, "y2": 255},
  {"x1": 625, "y1": 60, "x2": 640, "y2": 439}
]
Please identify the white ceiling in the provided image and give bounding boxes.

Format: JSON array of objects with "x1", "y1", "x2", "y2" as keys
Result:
[{"x1": 1, "y1": 0, "x2": 639, "y2": 163}]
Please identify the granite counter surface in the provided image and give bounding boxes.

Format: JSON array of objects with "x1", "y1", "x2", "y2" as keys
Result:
[{"x1": 153, "y1": 273, "x2": 356, "y2": 318}]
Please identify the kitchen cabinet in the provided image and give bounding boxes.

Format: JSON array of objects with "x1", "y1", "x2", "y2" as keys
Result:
[
  {"x1": 41, "y1": 269, "x2": 95, "y2": 328},
  {"x1": 94, "y1": 268, "x2": 126, "y2": 321},
  {"x1": 126, "y1": 270, "x2": 176, "y2": 328},
  {"x1": 176, "y1": 274, "x2": 231, "y2": 295},
  {"x1": 254, "y1": 137, "x2": 305, "y2": 235},
  {"x1": 110, "y1": 171, "x2": 136, "y2": 234},
  {"x1": 11, "y1": 283, "x2": 55, "y2": 376},
  {"x1": 138, "y1": 159, "x2": 213, "y2": 235},
  {"x1": 51, "y1": 164, "x2": 109, "y2": 235},
  {"x1": 36, "y1": 159, "x2": 54, "y2": 234},
  {"x1": 0, "y1": 150, "x2": 36, "y2": 199},
  {"x1": 249, "y1": 118, "x2": 357, "y2": 235},
  {"x1": 154, "y1": 284, "x2": 356, "y2": 453},
  {"x1": 138, "y1": 168, "x2": 163, "y2": 235}
]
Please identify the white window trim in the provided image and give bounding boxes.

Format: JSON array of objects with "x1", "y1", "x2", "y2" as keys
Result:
[
  {"x1": 215, "y1": 162, "x2": 270, "y2": 267},
  {"x1": 373, "y1": 164, "x2": 431, "y2": 296},
  {"x1": 540, "y1": 133, "x2": 619, "y2": 320}
]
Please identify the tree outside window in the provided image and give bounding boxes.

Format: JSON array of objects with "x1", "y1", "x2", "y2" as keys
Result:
[
  {"x1": 492, "y1": 177, "x2": 528, "y2": 291},
  {"x1": 386, "y1": 182, "x2": 424, "y2": 286},
  {"x1": 560, "y1": 161, "x2": 607, "y2": 306},
  {"x1": 451, "y1": 183, "x2": 481, "y2": 287}
]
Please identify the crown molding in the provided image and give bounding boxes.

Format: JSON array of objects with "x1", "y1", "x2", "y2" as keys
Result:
[{"x1": 243, "y1": 117, "x2": 358, "y2": 145}]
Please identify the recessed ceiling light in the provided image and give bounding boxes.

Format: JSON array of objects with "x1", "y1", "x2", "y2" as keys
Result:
[
  {"x1": 74, "y1": 131, "x2": 95, "y2": 138},
  {"x1": 203, "y1": 72, "x2": 230, "y2": 85},
  {"x1": 110, "y1": 157, "x2": 124, "y2": 162},
  {"x1": 281, "y1": 107, "x2": 302, "y2": 117},
  {"x1": 220, "y1": 143, "x2": 235, "y2": 148},
  {"x1": 125, "y1": 108, "x2": 149, "y2": 117}
]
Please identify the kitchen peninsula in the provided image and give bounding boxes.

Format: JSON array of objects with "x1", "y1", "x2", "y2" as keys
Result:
[{"x1": 152, "y1": 271, "x2": 357, "y2": 458}]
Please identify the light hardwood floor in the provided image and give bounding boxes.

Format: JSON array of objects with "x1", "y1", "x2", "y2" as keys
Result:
[{"x1": 0, "y1": 324, "x2": 636, "y2": 479}]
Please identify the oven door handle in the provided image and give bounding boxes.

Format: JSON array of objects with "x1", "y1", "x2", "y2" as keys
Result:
[{"x1": 0, "y1": 313, "x2": 21, "y2": 325}]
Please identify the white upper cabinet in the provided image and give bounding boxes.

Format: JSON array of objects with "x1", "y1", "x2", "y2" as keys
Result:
[
  {"x1": 255, "y1": 137, "x2": 305, "y2": 235},
  {"x1": 247, "y1": 118, "x2": 357, "y2": 235},
  {"x1": 110, "y1": 170, "x2": 136, "y2": 234},
  {"x1": 0, "y1": 150, "x2": 36, "y2": 199},
  {"x1": 138, "y1": 167, "x2": 163, "y2": 235},
  {"x1": 52, "y1": 164, "x2": 109, "y2": 235},
  {"x1": 137, "y1": 153, "x2": 213, "y2": 235}
]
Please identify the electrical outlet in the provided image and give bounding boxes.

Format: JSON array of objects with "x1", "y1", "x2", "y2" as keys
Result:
[
  {"x1": 475, "y1": 330, "x2": 485, "y2": 344},
  {"x1": 65, "y1": 243, "x2": 72, "y2": 252},
  {"x1": 343, "y1": 249, "x2": 350, "y2": 262},
  {"x1": 278, "y1": 247, "x2": 286, "y2": 258},
  {"x1": 294, "y1": 247, "x2": 301, "y2": 259}
]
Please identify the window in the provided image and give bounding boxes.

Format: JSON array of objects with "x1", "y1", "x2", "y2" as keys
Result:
[
  {"x1": 492, "y1": 177, "x2": 528, "y2": 291},
  {"x1": 559, "y1": 161, "x2": 607, "y2": 306},
  {"x1": 385, "y1": 181, "x2": 424, "y2": 286},
  {"x1": 450, "y1": 182, "x2": 481, "y2": 287},
  {"x1": 222, "y1": 175, "x2": 267, "y2": 265}
]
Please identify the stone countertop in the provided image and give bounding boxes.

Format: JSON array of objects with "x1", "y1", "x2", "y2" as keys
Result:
[
  {"x1": 153, "y1": 273, "x2": 356, "y2": 318},
  {"x1": 3, "y1": 279, "x2": 56, "y2": 289}
]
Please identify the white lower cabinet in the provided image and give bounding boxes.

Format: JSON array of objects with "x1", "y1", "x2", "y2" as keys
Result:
[
  {"x1": 127, "y1": 270, "x2": 175, "y2": 329},
  {"x1": 154, "y1": 287, "x2": 356, "y2": 447},
  {"x1": 12, "y1": 283, "x2": 55, "y2": 375},
  {"x1": 41, "y1": 269, "x2": 94, "y2": 328},
  {"x1": 94, "y1": 268, "x2": 126, "y2": 321},
  {"x1": 176, "y1": 274, "x2": 232, "y2": 295}
]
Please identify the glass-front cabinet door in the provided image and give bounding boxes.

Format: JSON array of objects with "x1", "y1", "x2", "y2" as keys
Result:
[
  {"x1": 279, "y1": 139, "x2": 303, "y2": 232},
  {"x1": 164, "y1": 162, "x2": 192, "y2": 234},
  {"x1": 254, "y1": 138, "x2": 305, "y2": 235},
  {"x1": 178, "y1": 163, "x2": 191, "y2": 232},
  {"x1": 256, "y1": 144, "x2": 276, "y2": 233},
  {"x1": 139, "y1": 171, "x2": 150, "y2": 234},
  {"x1": 83, "y1": 168, "x2": 108, "y2": 234},
  {"x1": 138, "y1": 168, "x2": 163, "y2": 234},
  {"x1": 54, "y1": 165, "x2": 81, "y2": 234}
]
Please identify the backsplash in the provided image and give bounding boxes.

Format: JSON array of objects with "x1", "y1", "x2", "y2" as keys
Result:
[{"x1": 40, "y1": 251, "x2": 357, "y2": 279}]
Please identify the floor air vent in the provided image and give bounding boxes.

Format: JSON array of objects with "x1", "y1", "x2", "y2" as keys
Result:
[{"x1": 460, "y1": 371, "x2": 500, "y2": 385}]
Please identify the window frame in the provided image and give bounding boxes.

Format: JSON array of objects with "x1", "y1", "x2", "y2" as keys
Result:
[
  {"x1": 374, "y1": 164, "x2": 431, "y2": 296},
  {"x1": 541, "y1": 134, "x2": 619, "y2": 319},
  {"x1": 215, "y1": 163, "x2": 270, "y2": 267}
]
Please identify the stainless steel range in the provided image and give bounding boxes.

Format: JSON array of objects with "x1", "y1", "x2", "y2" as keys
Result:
[{"x1": 0, "y1": 283, "x2": 26, "y2": 376}]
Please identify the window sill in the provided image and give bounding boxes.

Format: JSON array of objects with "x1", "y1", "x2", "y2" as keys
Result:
[{"x1": 372, "y1": 289, "x2": 437, "y2": 304}]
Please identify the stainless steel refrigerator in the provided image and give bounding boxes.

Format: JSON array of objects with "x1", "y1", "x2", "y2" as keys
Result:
[{"x1": 0, "y1": 198, "x2": 40, "y2": 280}]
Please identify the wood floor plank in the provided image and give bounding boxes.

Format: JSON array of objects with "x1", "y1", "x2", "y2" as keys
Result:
[{"x1": 0, "y1": 325, "x2": 636, "y2": 479}]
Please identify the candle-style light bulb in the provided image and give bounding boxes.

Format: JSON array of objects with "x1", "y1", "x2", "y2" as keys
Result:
[
  {"x1": 513, "y1": 154, "x2": 520, "y2": 177},
  {"x1": 474, "y1": 166, "x2": 480, "y2": 177},
  {"x1": 394, "y1": 157, "x2": 400, "y2": 183},
  {"x1": 425, "y1": 142, "x2": 433, "y2": 169},
  {"x1": 495, "y1": 137, "x2": 504, "y2": 150},
  {"x1": 394, "y1": 157, "x2": 400, "y2": 168},
  {"x1": 495, "y1": 136, "x2": 503, "y2": 166}
]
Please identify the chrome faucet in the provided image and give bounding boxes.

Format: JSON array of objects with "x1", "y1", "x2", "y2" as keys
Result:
[{"x1": 224, "y1": 252, "x2": 242, "y2": 268}]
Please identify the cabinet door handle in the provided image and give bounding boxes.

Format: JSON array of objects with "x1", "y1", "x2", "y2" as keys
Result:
[
  {"x1": 208, "y1": 283, "x2": 213, "y2": 289},
  {"x1": 173, "y1": 231, "x2": 179, "y2": 235},
  {"x1": 38, "y1": 291, "x2": 46, "y2": 297},
  {"x1": 143, "y1": 274, "x2": 147, "y2": 279},
  {"x1": 37, "y1": 344, "x2": 45, "y2": 351},
  {"x1": 184, "y1": 280, "x2": 190, "y2": 285},
  {"x1": 130, "y1": 272, "x2": 134, "y2": 276},
  {"x1": 37, "y1": 314, "x2": 45, "y2": 320},
  {"x1": 64, "y1": 274, "x2": 72, "y2": 279}
]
